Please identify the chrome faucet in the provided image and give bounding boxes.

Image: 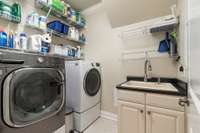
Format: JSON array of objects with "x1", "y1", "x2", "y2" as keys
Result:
[
  {"x1": 157, "y1": 77, "x2": 161, "y2": 84},
  {"x1": 144, "y1": 52, "x2": 152, "y2": 82}
]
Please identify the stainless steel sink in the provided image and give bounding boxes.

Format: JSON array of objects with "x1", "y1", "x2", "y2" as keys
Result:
[{"x1": 121, "y1": 80, "x2": 178, "y2": 92}]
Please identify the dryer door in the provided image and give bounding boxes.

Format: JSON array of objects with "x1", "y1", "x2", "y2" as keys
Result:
[
  {"x1": 84, "y1": 68, "x2": 101, "y2": 96},
  {"x1": 3, "y1": 68, "x2": 64, "y2": 127}
]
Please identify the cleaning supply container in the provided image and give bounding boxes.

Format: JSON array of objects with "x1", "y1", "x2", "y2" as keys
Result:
[
  {"x1": 28, "y1": 34, "x2": 43, "y2": 51},
  {"x1": 41, "y1": 34, "x2": 51, "y2": 53},
  {"x1": 65, "y1": 108, "x2": 74, "y2": 133},
  {"x1": 158, "y1": 40, "x2": 169, "y2": 52},
  {"x1": 14, "y1": 32, "x2": 20, "y2": 49},
  {"x1": 8, "y1": 31, "x2": 14, "y2": 48},
  {"x1": 52, "y1": 0, "x2": 64, "y2": 13},
  {"x1": 62, "y1": 24, "x2": 69, "y2": 35},
  {"x1": 19, "y1": 33, "x2": 28, "y2": 50},
  {"x1": 158, "y1": 32, "x2": 170, "y2": 53},
  {"x1": 169, "y1": 31, "x2": 177, "y2": 57},
  {"x1": 12, "y1": 2, "x2": 21, "y2": 22},
  {"x1": 0, "y1": 30, "x2": 7, "y2": 47},
  {"x1": 48, "y1": 20, "x2": 63, "y2": 33},
  {"x1": 39, "y1": 16, "x2": 47, "y2": 30},
  {"x1": 0, "y1": 1, "x2": 12, "y2": 18},
  {"x1": 51, "y1": 44, "x2": 63, "y2": 55},
  {"x1": 48, "y1": 20, "x2": 69, "y2": 34},
  {"x1": 0, "y1": 1, "x2": 21, "y2": 23}
]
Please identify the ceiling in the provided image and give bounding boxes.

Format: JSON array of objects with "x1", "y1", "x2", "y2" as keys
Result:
[
  {"x1": 66, "y1": 0, "x2": 177, "y2": 28},
  {"x1": 66, "y1": 0, "x2": 102, "y2": 11},
  {"x1": 103, "y1": 0, "x2": 177, "y2": 28}
]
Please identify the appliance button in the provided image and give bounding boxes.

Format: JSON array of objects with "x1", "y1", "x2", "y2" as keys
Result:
[
  {"x1": 96, "y1": 63, "x2": 100, "y2": 67},
  {"x1": 37, "y1": 57, "x2": 44, "y2": 63}
]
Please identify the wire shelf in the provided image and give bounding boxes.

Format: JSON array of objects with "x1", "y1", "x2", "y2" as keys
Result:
[
  {"x1": 47, "y1": 28, "x2": 86, "y2": 45},
  {"x1": 36, "y1": 1, "x2": 85, "y2": 29},
  {"x1": 0, "y1": 47, "x2": 84, "y2": 60}
]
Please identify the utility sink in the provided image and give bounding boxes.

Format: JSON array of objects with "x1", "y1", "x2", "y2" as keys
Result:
[{"x1": 121, "y1": 80, "x2": 178, "y2": 92}]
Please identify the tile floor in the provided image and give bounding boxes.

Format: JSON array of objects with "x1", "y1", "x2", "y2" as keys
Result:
[
  {"x1": 85, "y1": 117, "x2": 117, "y2": 133},
  {"x1": 55, "y1": 117, "x2": 117, "y2": 133}
]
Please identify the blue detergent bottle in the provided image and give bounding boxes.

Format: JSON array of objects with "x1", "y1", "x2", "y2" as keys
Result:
[
  {"x1": 8, "y1": 31, "x2": 14, "y2": 48},
  {"x1": 0, "y1": 29, "x2": 7, "y2": 48}
]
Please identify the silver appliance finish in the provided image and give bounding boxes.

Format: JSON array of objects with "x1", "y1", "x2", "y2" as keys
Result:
[{"x1": 0, "y1": 51, "x2": 65, "y2": 133}]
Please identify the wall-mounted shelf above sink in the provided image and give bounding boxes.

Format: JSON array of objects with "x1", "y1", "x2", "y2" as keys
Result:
[
  {"x1": 150, "y1": 23, "x2": 179, "y2": 33},
  {"x1": 149, "y1": 16, "x2": 179, "y2": 33},
  {"x1": 121, "y1": 47, "x2": 169, "y2": 60}
]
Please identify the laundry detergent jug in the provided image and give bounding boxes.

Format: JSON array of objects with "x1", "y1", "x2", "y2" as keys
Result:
[
  {"x1": 28, "y1": 35, "x2": 43, "y2": 51},
  {"x1": 0, "y1": 30, "x2": 7, "y2": 47}
]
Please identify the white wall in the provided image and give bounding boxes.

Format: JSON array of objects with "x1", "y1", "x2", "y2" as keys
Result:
[
  {"x1": 83, "y1": 6, "x2": 125, "y2": 113},
  {"x1": 83, "y1": 3, "x2": 178, "y2": 114}
]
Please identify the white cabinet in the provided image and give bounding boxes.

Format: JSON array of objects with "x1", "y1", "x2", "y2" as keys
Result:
[
  {"x1": 118, "y1": 101, "x2": 145, "y2": 133},
  {"x1": 118, "y1": 90, "x2": 185, "y2": 133},
  {"x1": 146, "y1": 106, "x2": 185, "y2": 133}
]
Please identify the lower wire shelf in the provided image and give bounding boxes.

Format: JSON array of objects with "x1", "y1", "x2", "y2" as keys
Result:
[
  {"x1": 0, "y1": 47, "x2": 84, "y2": 61},
  {"x1": 47, "y1": 29, "x2": 86, "y2": 45}
]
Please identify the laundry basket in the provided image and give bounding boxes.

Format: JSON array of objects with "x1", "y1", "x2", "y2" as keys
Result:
[{"x1": 65, "y1": 108, "x2": 74, "y2": 133}]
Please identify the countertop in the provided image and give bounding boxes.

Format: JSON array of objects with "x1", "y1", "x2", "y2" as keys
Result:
[{"x1": 116, "y1": 76, "x2": 188, "y2": 97}]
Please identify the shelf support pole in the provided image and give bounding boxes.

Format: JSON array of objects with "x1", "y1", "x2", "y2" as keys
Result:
[{"x1": 46, "y1": 6, "x2": 52, "y2": 18}]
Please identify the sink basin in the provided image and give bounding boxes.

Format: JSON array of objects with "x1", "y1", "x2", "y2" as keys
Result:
[{"x1": 121, "y1": 80, "x2": 178, "y2": 92}]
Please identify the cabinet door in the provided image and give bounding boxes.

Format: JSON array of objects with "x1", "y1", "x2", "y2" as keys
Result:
[
  {"x1": 146, "y1": 106, "x2": 185, "y2": 133},
  {"x1": 118, "y1": 101, "x2": 145, "y2": 133}
]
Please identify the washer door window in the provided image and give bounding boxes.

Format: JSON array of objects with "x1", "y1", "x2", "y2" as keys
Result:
[
  {"x1": 3, "y1": 68, "x2": 64, "y2": 127},
  {"x1": 84, "y1": 68, "x2": 101, "y2": 96}
]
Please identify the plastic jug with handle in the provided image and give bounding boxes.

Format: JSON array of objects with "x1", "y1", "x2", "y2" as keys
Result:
[
  {"x1": 0, "y1": 29, "x2": 7, "y2": 47},
  {"x1": 28, "y1": 35, "x2": 43, "y2": 52}
]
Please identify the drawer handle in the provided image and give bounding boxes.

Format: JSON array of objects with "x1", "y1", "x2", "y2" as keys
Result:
[{"x1": 140, "y1": 110, "x2": 144, "y2": 113}]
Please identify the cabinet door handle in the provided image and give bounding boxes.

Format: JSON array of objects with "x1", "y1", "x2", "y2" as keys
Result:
[
  {"x1": 147, "y1": 111, "x2": 151, "y2": 115},
  {"x1": 179, "y1": 98, "x2": 190, "y2": 107},
  {"x1": 140, "y1": 110, "x2": 144, "y2": 113}
]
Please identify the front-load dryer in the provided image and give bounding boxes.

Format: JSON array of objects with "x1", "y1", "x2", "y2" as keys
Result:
[{"x1": 65, "y1": 60, "x2": 102, "y2": 132}]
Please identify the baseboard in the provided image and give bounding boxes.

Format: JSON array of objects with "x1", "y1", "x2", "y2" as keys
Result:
[{"x1": 101, "y1": 111, "x2": 118, "y2": 122}]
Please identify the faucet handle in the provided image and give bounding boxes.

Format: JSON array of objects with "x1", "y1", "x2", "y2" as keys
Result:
[
  {"x1": 148, "y1": 65, "x2": 152, "y2": 71},
  {"x1": 157, "y1": 77, "x2": 161, "y2": 84}
]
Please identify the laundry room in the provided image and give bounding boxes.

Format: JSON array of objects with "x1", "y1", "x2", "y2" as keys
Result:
[{"x1": 0, "y1": 0, "x2": 199, "y2": 133}]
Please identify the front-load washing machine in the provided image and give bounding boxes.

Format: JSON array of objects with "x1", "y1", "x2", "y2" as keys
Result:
[
  {"x1": 0, "y1": 50, "x2": 65, "y2": 133},
  {"x1": 65, "y1": 60, "x2": 102, "y2": 132}
]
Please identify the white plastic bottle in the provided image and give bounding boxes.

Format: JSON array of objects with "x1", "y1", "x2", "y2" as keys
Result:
[
  {"x1": 19, "y1": 33, "x2": 28, "y2": 50},
  {"x1": 76, "y1": 46, "x2": 81, "y2": 58},
  {"x1": 14, "y1": 32, "x2": 20, "y2": 49}
]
